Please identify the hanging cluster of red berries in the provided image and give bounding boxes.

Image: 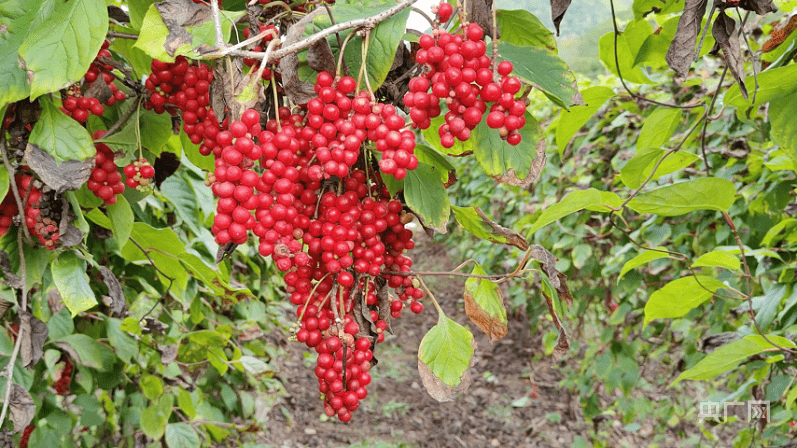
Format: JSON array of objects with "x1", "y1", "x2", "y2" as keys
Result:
[
  {"x1": 0, "y1": 175, "x2": 63, "y2": 249},
  {"x1": 87, "y1": 131, "x2": 125, "y2": 205},
  {"x1": 148, "y1": 56, "x2": 425, "y2": 420},
  {"x1": 61, "y1": 40, "x2": 126, "y2": 122},
  {"x1": 243, "y1": 24, "x2": 279, "y2": 80},
  {"x1": 405, "y1": 8, "x2": 527, "y2": 146},
  {"x1": 54, "y1": 359, "x2": 73, "y2": 395},
  {"x1": 123, "y1": 158, "x2": 156, "y2": 190}
]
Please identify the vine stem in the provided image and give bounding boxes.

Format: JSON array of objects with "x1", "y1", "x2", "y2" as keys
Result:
[
  {"x1": 382, "y1": 269, "x2": 508, "y2": 280},
  {"x1": 417, "y1": 276, "x2": 444, "y2": 317},
  {"x1": 102, "y1": 96, "x2": 142, "y2": 138},
  {"x1": 490, "y1": 0, "x2": 499, "y2": 81},
  {"x1": 361, "y1": 29, "x2": 375, "y2": 99},
  {"x1": 210, "y1": 0, "x2": 226, "y2": 50},
  {"x1": 0, "y1": 229, "x2": 28, "y2": 427},
  {"x1": 204, "y1": 0, "x2": 419, "y2": 62},
  {"x1": 0, "y1": 142, "x2": 32, "y2": 244}
]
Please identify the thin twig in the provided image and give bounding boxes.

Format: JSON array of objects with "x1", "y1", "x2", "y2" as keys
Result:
[
  {"x1": 0, "y1": 141, "x2": 32, "y2": 244},
  {"x1": 102, "y1": 96, "x2": 142, "y2": 138},
  {"x1": 0, "y1": 229, "x2": 28, "y2": 427},
  {"x1": 700, "y1": 66, "x2": 728, "y2": 176},
  {"x1": 382, "y1": 270, "x2": 509, "y2": 280},
  {"x1": 107, "y1": 31, "x2": 139, "y2": 40},
  {"x1": 411, "y1": 7, "x2": 435, "y2": 29},
  {"x1": 210, "y1": 0, "x2": 226, "y2": 50},
  {"x1": 734, "y1": 9, "x2": 758, "y2": 103}
]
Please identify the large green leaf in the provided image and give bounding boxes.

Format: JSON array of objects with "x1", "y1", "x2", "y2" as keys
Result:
[
  {"x1": 28, "y1": 98, "x2": 95, "y2": 163},
  {"x1": 165, "y1": 423, "x2": 201, "y2": 448},
  {"x1": 141, "y1": 394, "x2": 173, "y2": 440},
  {"x1": 769, "y1": 90, "x2": 797, "y2": 166},
  {"x1": 121, "y1": 223, "x2": 189, "y2": 294},
  {"x1": 627, "y1": 178, "x2": 736, "y2": 216},
  {"x1": 473, "y1": 112, "x2": 545, "y2": 186},
  {"x1": 463, "y1": 264, "x2": 507, "y2": 341},
  {"x1": 725, "y1": 63, "x2": 797, "y2": 108},
  {"x1": 107, "y1": 195, "x2": 134, "y2": 249},
  {"x1": 403, "y1": 162, "x2": 450, "y2": 233},
  {"x1": 620, "y1": 148, "x2": 700, "y2": 189},
  {"x1": 179, "y1": 253, "x2": 253, "y2": 305},
  {"x1": 107, "y1": 318, "x2": 139, "y2": 364},
  {"x1": 128, "y1": 0, "x2": 155, "y2": 31},
  {"x1": 134, "y1": 5, "x2": 245, "y2": 62},
  {"x1": 0, "y1": 0, "x2": 41, "y2": 107},
  {"x1": 555, "y1": 86, "x2": 614, "y2": 154},
  {"x1": 527, "y1": 188, "x2": 611, "y2": 237},
  {"x1": 598, "y1": 20, "x2": 654, "y2": 84},
  {"x1": 673, "y1": 335, "x2": 796, "y2": 384},
  {"x1": 54, "y1": 334, "x2": 115, "y2": 371},
  {"x1": 161, "y1": 175, "x2": 203, "y2": 236},
  {"x1": 18, "y1": 0, "x2": 108, "y2": 99},
  {"x1": 418, "y1": 315, "x2": 474, "y2": 387},
  {"x1": 632, "y1": 0, "x2": 682, "y2": 20},
  {"x1": 643, "y1": 275, "x2": 727, "y2": 326},
  {"x1": 618, "y1": 247, "x2": 671, "y2": 280},
  {"x1": 0, "y1": 165, "x2": 9, "y2": 203},
  {"x1": 414, "y1": 145, "x2": 454, "y2": 183},
  {"x1": 498, "y1": 41, "x2": 579, "y2": 108},
  {"x1": 691, "y1": 250, "x2": 741, "y2": 271},
  {"x1": 51, "y1": 251, "x2": 97, "y2": 317},
  {"x1": 637, "y1": 108, "x2": 683, "y2": 150},
  {"x1": 495, "y1": 9, "x2": 557, "y2": 50}
]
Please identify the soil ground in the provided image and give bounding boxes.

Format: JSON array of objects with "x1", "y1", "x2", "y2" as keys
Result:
[{"x1": 255, "y1": 234, "x2": 733, "y2": 448}]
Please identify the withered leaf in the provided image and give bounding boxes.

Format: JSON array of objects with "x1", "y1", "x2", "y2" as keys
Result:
[
  {"x1": 158, "y1": 344, "x2": 178, "y2": 364},
  {"x1": 215, "y1": 242, "x2": 238, "y2": 264},
  {"x1": 530, "y1": 244, "x2": 573, "y2": 306},
  {"x1": 210, "y1": 60, "x2": 245, "y2": 125},
  {"x1": 279, "y1": 9, "x2": 325, "y2": 105},
  {"x1": 8, "y1": 383, "x2": 34, "y2": 433},
  {"x1": 24, "y1": 144, "x2": 93, "y2": 193},
  {"x1": 417, "y1": 338, "x2": 476, "y2": 402},
  {"x1": 374, "y1": 275, "x2": 393, "y2": 335},
  {"x1": 541, "y1": 290, "x2": 570, "y2": 361},
  {"x1": 466, "y1": 0, "x2": 498, "y2": 39},
  {"x1": 108, "y1": 5, "x2": 130, "y2": 23},
  {"x1": 0, "y1": 429, "x2": 14, "y2": 448},
  {"x1": 232, "y1": 72, "x2": 267, "y2": 120},
  {"x1": 83, "y1": 76, "x2": 113, "y2": 104},
  {"x1": 155, "y1": 0, "x2": 210, "y2": 57},
  {"x1": 0, "y1": 251, "x2": 23, "y2": 289},
  {"x1": 19, "y1": 311, "x2": 48, "y2": 369},
  {"x1": 665, "y1": 0, "x2": 708, "y2": 77},
  {"x1": 100, "y1": 266, "x2": 126, "y2": 318},
  {"x1": 0, "y1": 298, "x2": 11, "y2": 318},
  {"x1": 735, "y1": 0, "x2": 777, "y2": 15},
  {"x1": 477, "y1": 208, "x2": 528, "y2": 250},
  {"x1": 712, "y1": 13, "x2": 748, "y2": 101},
  {"x1": 463, "y1": 277, "x2": 507, "y2": 342},
  {"x1": 307, "y1": 37, "x2": 336, "y2": 74},
  {"x1": 550, "y1": 0, "x2": 573, "y2": 36},
  {"x1": 58, "y1": 196, "x2": 83, "y2": 247},
  {"x1": 491, "y1": 137, "x2": 546, "y2": 188}
]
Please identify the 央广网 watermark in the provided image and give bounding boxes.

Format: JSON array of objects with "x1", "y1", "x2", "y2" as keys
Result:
[{"x1": 698, "y1": 400, "x2": 770, "y2": 422}]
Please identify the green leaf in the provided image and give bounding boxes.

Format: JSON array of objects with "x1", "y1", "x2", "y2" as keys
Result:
[
  {"x1": 451, "y1": 206, "x2": 528, "y2": 249},
  {"x1": 755, "y1": 284, "x2": 790, "y2": 331},
  {"x1": 165, "y1": 423, "x2": 201, "y2": 448},
  {"x1": 473, "y1": 112, "x2": 545, "y2": 186},
  {"x1": 18, "y1": 0, "x2": 108, "y2": 99},
  {"x1": 181, "y1": 128, "x2": 215, "y2": 171},
  {"x1": 463, "y1": 264, "x2": 507, "y2": 341},
  {"x1": 644, "y1": 275, "x2": 727, "y2": 326},
  {"x1": 161, "y1": 175, "x2": 203, "y2": 236},
  {"x1": 571, "y1": 244, "x2": 592, "y2": 269},
  {"x1": 178, "y1": 388, "x2": 196, "y2": 419},
  {"x1": 0, "y1": 165, "x2": 9, "y2": 203},
  {"x1": 414, "y1": 145, "x2": 454, "y2": 183},
  {"x1": 495, "y1": 9, "x2": 557, "y2": 50},
  {"x1": 134, "y1": 5, "x2": 245, "y2": 62},
  {"x1": 46, "y1": 307, "x2": 74, "y2": 341},
  {"x1": 111, "y1": 36, "x2": 154, "y2": 79},
  {"x1": 121, "y1": 223, "x2": 189, "y2": 292},
  {"x1": 627, "y1": 177, "x2": 736, "y2": 216},
  {"x1": 673, "y1": 335, "x2": 796, "y2": 384},
  {"x1": 235, "y1": 355, "x2": 272, "y2": 375},
  {"x1": 403, "y1": 162, "x2": 450, "y2": 233},
  {"x1": 343, "y1": 8, "x2": 410, "y2": 91},
  {"x1": 691, "y1": 250, "x2": 741, "y2": 271},
  {"x1": 527, "y1": 188, "x2": 607, "y2": 237},
  {"x1": 632, "y1": 0, "x2": 681, "y2": 20},
  {"x1": 584, "y1": 190, "x2": 623, "y2": 212},
  {"x1": 637, "y1": 108, "x2": 682, "y2": 150},
  {"x1": 598, "y1": 21, "x2": 654, "y2": 84},
  {"x1": 51, "y1": 251, "x2": 97, "y2": 317},
  {"x1": 139, "y1": 108, "x2": 174, "y2": 154},
  {"x1": 141, "y1": 394, "x2": 173, "y2": 440},
  {"x1": 498, "y1": 41, "x2": 579, "y2": 108},
  {"x1": 725, "y1": 63, "x2": 797, "y2": 108},
  {"x1": 555, "y1": 86, "x2": 614, "y2": 154},
  {"x1": 140, "y1": 374, "x2": 164, "y2": 400},
  {"x1": 620, "y1": 148, "x2": 700, "y2": 189},
  {"x1": 128, "y1": 0, "x2": 155, "y2": 31},
  {"x1": 418, "y1": 315, "x2": 474, "y2": 387},
  {"x1": 769, "y1": 90, "x2": 797, "y2": 166},
  {"x1": 54, "y1": 334, "x2": 115, "y2": 371},
  {"x1": 107, "y1": 318, "x2": 139, "y2": 363},
  {"x1": 0, "y1": 0, "x2": 40, "y2": 108},
  {"x1": 107, "y1": 195, "x2": 134, "y2": 249},
  {"x1": 179, "y1": 253, "x2": 253, "y2": 305},
  {"x1": 28, "y1": 98, "x2": 95, "y2": 163},
  {"x1": 761, "y1": 218, "x2": 797, "y2": 247},
  {"x1": 421, "y1": 116, "x2": 475, "y2": 156}
]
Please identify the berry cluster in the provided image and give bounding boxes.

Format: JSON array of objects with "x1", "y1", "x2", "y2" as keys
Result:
[
  {"x1": 243, "y1": 24, "x2": 279, "y2": 80},
  {"x1": 19, "y1": 424, "x2": 34, "y2": 448},
  {"x1": 61, "y1": 40, "x2": 127, "y2": 122},
  {"x1": 54, "y1": 359, "x2": 73, "y2": 395},
  {"x1": 85, "y1": 39, "x2": 126, "y2": 107},
  {"x1": 405, "y1": 17, "x2": 527, "y2": 146},
  {"x1": 62, "y1": 94, "x2": 105, "y2": 124},
  {"x1": 123, "y1": 158, "x2": 156, "y2": 190},
  {"x1": 32, "y1": 186, "x2": 63, "y2": 249},
  {"x1": 87, "y1": 131, "x2": 125, "y2": 205},
  {"x1": 0, "y1": 175, "x2": 61, "y2": 248}
]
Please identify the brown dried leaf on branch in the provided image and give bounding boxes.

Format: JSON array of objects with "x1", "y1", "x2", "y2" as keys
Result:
[
  {"x1": 466, "y1": 0, "x2": 498, "y2": 39},
  {"x1": 734, "y1": 0, "x2": 777, "y2": 15},
  {"x1": 417, "y1": 338, "x2": 476, "y2": 402},
  {"x1": 550, "y1": 0, "x2": 572, "y2": 36},
  {"x1": 58, "y1": 196, "x2": 84, "y2": 248},
  {"x1": 0, "y1": 251, "x2": 23, "y2": 290},
  {"x1": 712, "y1": 12, "x2": 748, "y2": 100},
  {"x1": 665, "y1": 0, "x2": 708, "y2": 78},
  {"x1": 280, "y1": 9, "x2": 325, "y2": 105},
  {"x1": 530, "y1": 245, "x2": 573, "y2": 307},
  {"x1": 8, "y1": 384, "x2": 35, "y2": 433},
  {"x1": 100, "y1": 266, "x2": 127, "y2": 318},
  {"x1": 24, "y1": 144, "x2": 93, "y2": 193},
  {"x1": 19, "y1": 311, "x2": 48, "y2": 369},
  {"x1": 542, "y1": 290, "x2": 571, "y2": 360},
  {"x1": 307, "y1": 38, "x2": 336, "y2": 75},
  {"x1": 155, "y1": 0, "x2": 210, "y2": 56}
]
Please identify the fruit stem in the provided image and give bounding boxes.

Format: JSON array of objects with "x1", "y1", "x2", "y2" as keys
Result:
[{"x1": 417, "y1": 276, "x2": 445, "y2": 318}]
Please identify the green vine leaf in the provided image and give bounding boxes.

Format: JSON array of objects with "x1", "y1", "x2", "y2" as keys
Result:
[
  {"x1": 165, "y1": 423, "x2": 201, "y2": 448},
  {"x1": 620, "y1": 148, "x2": 700, "y2": 190},
  {"x1": 473, "y1": 112, "x2": 546, "y2": 187},
  {"x1": 53, "y1": 334, "x2": 115, "y2": 371},
  {"x1": 403, "y1": 162, "x2": 450, "y2": 233},
  {"x1": 498, "y1": 41, "x2": 580, "y2": 108},
  {"x1": 451, "y1": 206, "x2": 528, "y2": 249},
  {"x1": 527, "y1": 188, "x2": 612, "y2": 237},
  {"x1": 691, "y1": 250, "x2": 741, "y2": 271},
  {"x1": 555, "y1": 86, "x2": 614, "y2": 154},
  {"x1": 619, "y1": 247, "x2": 671, "y2": 280},
  {"x1": 644, "y1": 275, "x2": 728, "y2": 326},
  {"x1": 769, "y1": 90, "x2": 797, "y2": 166},
  {"x1": 418, "y1": 314, "x2": 474, "y2": 401},
  {"x1": 51, "y1": 251, "x2": 97, "y2": 317},
  {"x1": 463, "y1": 264, "x2": 508, "y2": 341},
  {"x1": 636, "y1": 107, "x2": 682, "y2": 150},
  {"x1": 141, "y1": 394, "x2": 173, "y2": 440},
  {"x1": 28, "y1": 98, "x2": 95, "y2": 163},
  {"x1": 107, "y1": 195, "x2": 134, "y2": 249},
  {"x1": 0, "y1": 0, "x2": 42, "y2": 108},
  {"x1": 18, "y1": 0, "x2": 108, "y2": 99},
  {"x1": 673, "y1": 335, "x2": 796, "y2": 385},
  {"x1": 495, "y1": 9, "x2": 557, "y2": 50},
  {"x1": 627, "y1": 177, "x2": 736, "y2": 216}
]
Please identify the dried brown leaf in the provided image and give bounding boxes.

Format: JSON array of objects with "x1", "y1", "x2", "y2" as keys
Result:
[
  {"x1": 8, "y1": 384, "x2": 34, "y2": 433},
  {"x1": 19, "y1": 311, "x2": 48, "y2": 369},
  {"x1": 490, "y1": 138, "x2": 546, "y2": 188},
  {"x1": 712, "y1": 13, "x2": 748, "y2": 100},
  {"x1": 215, "y1": 242, "x2": 237, "y2": 264},
  {"x1": 466, "y1": 0, "x2": 498, "y2": 39},
  {"x1": 24, "y1": 144, "x2": 93, "y2": 193},
  {"x1": 463, "y1": 286, "x2": 507, "y2": 342},
  {"x1": 736, "y1": 0, "x2": 777, "y2": 15},
  {"x1": 0, "y1": 251, "x2": 23, "y2": 289},
  {"x1": 530, "y1": 245, "x2": 573, "y2": 306},
  {"x1": 550, "y1": 0, "x2": 573, "y2": 36},
  {"x1": 474, "y1": 208, "x2": 528, "y2": 250},
  {"x1": 665, "y1": 0, "x2": 708, "y2": 77},
  {"x1": 417, "y1": 338, "x2": 476, "y2": 402},
  {"x1": 279, "y1": 9, "x2": 324, "y2": 105},
  {"x1": 84, "y1": 77, "x2": 113, "y2": 104},
  {"x1": 100, "y1": 266, "x2": 126, "y2": 318},
  {"x1": 58, "y1": 196, "x2": 83, "y2": 247},
  {"x1": 307, "y1": 37, "x2": 336, "y2": 74},
  {"x1": 154, "y1": 0, "x2": 210, "y2": 57},
  {"x1": 541, "y1": 291, "x2": 570, "y2": 361},
  {"x1": 158, "y1": 344, "x2": 178, "y2": 364}
]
